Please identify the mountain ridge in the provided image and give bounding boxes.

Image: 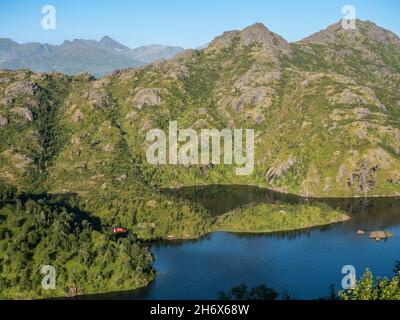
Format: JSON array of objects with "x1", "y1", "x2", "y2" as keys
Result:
[{"x1": 0, "y1": 36, "x2": 185, "y2": 77}]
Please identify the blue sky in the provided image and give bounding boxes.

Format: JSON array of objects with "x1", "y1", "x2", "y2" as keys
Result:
[{"x1": 0, "y1": 0, "x2": 398, "y2": 48}]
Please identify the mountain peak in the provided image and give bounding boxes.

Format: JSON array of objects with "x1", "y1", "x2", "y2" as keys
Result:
[
  {"x1": 301, "y1": 19, "x2": 400, "y2": 49},
  {"x1": 100, "y1": 35, "x2": 130, "y2": 51},
  {"x1": 241, "y1": 22, "x2": 269, "y2": 33},
  {"x1": 208, "y1": 22, "x2": 291, "y2": 56},
  {"x1": 100, "y1": 35, "x2": 113, "y2": 42}
]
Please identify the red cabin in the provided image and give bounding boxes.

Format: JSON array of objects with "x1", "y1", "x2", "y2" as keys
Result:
[{"x1": 113, "y1": 227, "x2": 127, "y2": 234}]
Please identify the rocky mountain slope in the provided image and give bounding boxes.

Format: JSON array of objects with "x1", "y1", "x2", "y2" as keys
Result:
[
  {"x1": 0, "y1": 36, "x2": 184, "y2": 77},
  {"x1": 0, "y1": 19, "x2": 399, "y2": 204}
]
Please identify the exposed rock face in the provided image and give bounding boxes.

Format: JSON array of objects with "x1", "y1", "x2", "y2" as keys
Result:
[
  {"x1": 0, "y1": 96, "x2": 14, "y2": 107},
  {"x1": 208, "y1": 23, "x2": 292, "y2": 57},
  {"x1": 239, "y1": 23, "x2": 292, "y2": 56},
  {"x1": 234, "y1": 67, "x2": 282, "y2": 91},
  {"x1": 395, "y1": 130, "x2": 400, "y2": 155},
  {"x1": 266, "y1": 157, "x2": 297, "y2": 183},
  {"x1": 11, "y1": 107, "x2": 33, "y2": 121},
  {"x1": 192, "y1": 119, "x2": 210, "y2": 129},
  {"x1": 66, "y1": 287, "x2": 78, "y2": 297},
  {"x1": 131, "y1": 88, "x2": 163, "y2": 109},
  {"x1": 208, "y1": 30, "x2": 240, "y2": 49},
  {"x1": 0, "y1": 116, "x2": 8, "y2": 126},
  {"x1": 302, "y1": 19, "x2": 397, "y2": 47},
  {"x1": 232, "y1": 87, "x2": 268, "y2": 111},
  {"x1": 339, "y1": 90, "x2": 367, "y2": 105},
  {"x1": 5, "y1": 81, "x2": 38, "y2": 97},
  {"x1": 253, "y1": 112, "x2": 266, "y2": 125},
  {"x1": 300, "y1": 19, "x2": 400, "y2": 81},
  {"x1": 347, "y1": 158, "x2": 379, "y2": 193},
  {"x1": 303, "y1": 21, "x2": 352, "y2": 44},
  {"x1": 169, "y1": 49, "x2": 196, "y2": 62},
  {"x1": 72, "y1": 109, "x2": 84, "y2": 123},
  {"x1": 355, "y1": 127, "x2": 368, "y2": 140},
  {"x1": 102, "y1": 144, "x2": 114, "y2": 152},
  {"x1": 14, "y1": 153, "x2": 34, "y2": 169},
  {"x1": 336, "y1": 164, "x2": 347, "y2": 182},
  {"x1": 86, "y1": 90, "x2": 113, "y2": 109},
  {"x1": 116, "y1": 174, "x2": 128, "y2": 182}
]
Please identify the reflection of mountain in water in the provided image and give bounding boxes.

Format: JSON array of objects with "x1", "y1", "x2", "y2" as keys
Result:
[{"x1": 163, "y1": 185, "x2": 400, "y2": 231}]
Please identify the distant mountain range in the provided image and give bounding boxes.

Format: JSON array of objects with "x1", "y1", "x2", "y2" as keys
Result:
[{"x1": 0, "y1": 36, "x2": 184, "y2": 77}]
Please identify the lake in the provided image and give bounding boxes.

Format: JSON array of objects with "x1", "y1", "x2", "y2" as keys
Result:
[{"x1": 85, "y1": 185, "x2": 400, "y2": 300}]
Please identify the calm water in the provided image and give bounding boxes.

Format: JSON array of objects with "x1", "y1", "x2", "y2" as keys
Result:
[{"x1": 85, "y1": 185, "x2": 400, "y2": 300}]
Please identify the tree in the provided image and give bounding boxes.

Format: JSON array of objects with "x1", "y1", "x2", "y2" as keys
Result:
[
  {"x1": 218, "y1": 284, "x2": 279, "y2": 300},
  {"x1": 339, "y1": 269, "x2": 400, "y2": 300}
]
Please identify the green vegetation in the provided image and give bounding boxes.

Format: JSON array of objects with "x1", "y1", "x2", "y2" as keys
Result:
[
  {"x1": 0, "y1": 191, "x2": 156, "y2": 299},
  {"x1": 340, "y1": 266, "x2": 400, "y2": 300},
  {"x1": 213, "y1": 203, "x2": 349, "y2": 233},
  {"x1": 218, "y1": 284, "x2": 280, "y2": 300}
]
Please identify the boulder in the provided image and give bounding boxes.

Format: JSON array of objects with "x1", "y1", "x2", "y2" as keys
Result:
[
  {"x1": 71, "y1": 109, "x2": 84, "y2": 123},
  {"x1": 66, "y1": 287, "x2": 78, "y2": 297},
  {"x1": 11, "y1": 107, "x2": 33, "y2": 121},
  {"x1": 5, "y1": 81, "x2": 38, "y2": 97},
  {"x1": 86, "y1": 91, "x2": 113, "y2": 109},
  {"x1": 266, "y1": 157, "x2": 297, "y2": 183},
  {"x1": 0, "y1": 96, "x2": 15, "y2": 107},
  {"x1": 339, "y1": 90, "x2": 367, "y2": 105},
  {"x1": 102, "y1": 143, "x2": 114, "y2": 152},
  {"x1": 131, "y1": 88, "x2": 163, "y2": 110},
  {"x1": 0, "y1": 116, "x2": 8, "y2": 126},
  {"x1": 116, "y1": 174, "x2": 128, "y2": 182}
]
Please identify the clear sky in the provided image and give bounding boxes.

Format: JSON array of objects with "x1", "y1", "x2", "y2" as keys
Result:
[{"x1": 0, "y1": 0, "x2": 398, "y2": 48}]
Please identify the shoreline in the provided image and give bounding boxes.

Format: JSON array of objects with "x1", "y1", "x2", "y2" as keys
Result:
[
  {"x1": 162, "y1": 184, "x2": 400, "y2": 200},
  {"x1": 72, "y1": 214, "x2": 352, "y2": 300}
]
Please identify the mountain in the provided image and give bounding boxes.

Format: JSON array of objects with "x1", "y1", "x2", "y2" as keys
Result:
[
  {"x1": 1, "y1": 19, "x2": 400, "y2": 298},
  {"x1": 128, "y1": 45, "x2": 185, "y2": 63},
  {"x1": 0, "y1": 36, "x2": 184, "y2": 77},
  {"x1": 99, "y1": 35, "x2": 130, "y2": 52},
  {"x1": 0, "y1": 19, "x2": 400, "y2": 209}
]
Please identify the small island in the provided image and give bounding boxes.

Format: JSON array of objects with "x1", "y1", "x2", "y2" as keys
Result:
[
  {"x1": 369, "y1": 231, "x2": 394, "y2": 241},
  {"x1": 212, "y1": 203, "x2": 350, "y2": 233}
]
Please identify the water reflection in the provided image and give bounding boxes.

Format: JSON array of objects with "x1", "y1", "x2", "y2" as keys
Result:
[{"x1": 163, "y1": 185, "x2": 400, "y2": 230}]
